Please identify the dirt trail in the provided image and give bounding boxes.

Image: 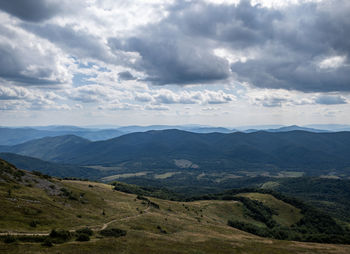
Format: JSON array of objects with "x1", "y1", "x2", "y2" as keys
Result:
[
  {"x1": 0, "y1": 232, "x2": 49, "y2": 236},
  {"x1": 101, "y1": 206, "x2": 150, "y2": 230},
  {"x1": 1, "y1": 206, "x2": 151, "y2": 236}
]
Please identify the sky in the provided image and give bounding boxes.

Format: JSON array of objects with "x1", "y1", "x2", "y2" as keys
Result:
[{"x1": 0, "y1": 0, "x2": 349, "y2": 127}]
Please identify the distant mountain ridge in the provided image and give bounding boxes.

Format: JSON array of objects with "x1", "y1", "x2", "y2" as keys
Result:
[
  {"x1": 0, "y1": 124, "x2": 335, "y2": 146},
  {"x1": 0, "y1": 126, "x2": 124, "y2": 145},
  {"x1": 1, "y1": 129, "x2": 350, "y2": 174},
  {"x1": 266, "y1": 125, "x2": 328, "y2": 133}
]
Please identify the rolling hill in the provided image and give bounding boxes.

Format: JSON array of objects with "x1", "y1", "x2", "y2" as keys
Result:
[
  {"x1": 0, "y1": 153, "x2": 101, "y2": 179},
  {"x1": 1, "y1": 158, "x2": 350, "y2": 253}
]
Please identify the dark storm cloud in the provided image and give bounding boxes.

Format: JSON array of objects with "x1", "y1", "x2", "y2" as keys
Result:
[
  {"x1": 3, "y1": 0, "x2": 350, "y2": 92},
  {"x1": 168, "y1": 0, "x2": 281, "y2": 48},
  {"x1": 0, "y1": 41, "x2": 61, "y2": 86},
  {"x1": 229, "y1": 1, "x2": 350, "y2": 92},
  {"x1": 107, "y1": 0, "x2": 350, "y2": 91},
  {"x1": 0, "y1": 24, "x2": 66, "y2": 86},
  {"x1": 107, "y1": 0, "x2": 280, "y2": 85},
  {"x1": 108, "y1": 35, "x2": 230, "y2": 85},
  {"x1": 0, "y1": 0, "x2": 62, "y2": 22},
  {"x1": 22, "y1": 23, "x2": 113, "y2": 62},
  {"x1": 230, "y1": 45, "x2": 350, "y2": 92}
]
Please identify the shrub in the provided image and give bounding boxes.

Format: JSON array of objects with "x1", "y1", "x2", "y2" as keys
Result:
[
  {"x1": 149, "y1": 201, "x2": 160, "y2": 209},
  {"x1": 76, "y1": 233, "x2": 90, "y2": 242},
  {"x1": 4, "y1": 235, "x2": 16, "y2": 243},
  {"x1": 99, "y1": 228, "x2": 127, "y2": 237},
  {"x1": 136, "y1": 195, "x2": 149, "y2": 201},
  {"x1": 76, "y1": 227, "x2": 93, "y2": 236},
  {"x1": 157, "y1": 225, "x2": 167, "y2": 234},
  {"x1": 16, "y1": 235, "x2": 46, "y2": 243},
  {"x1": 41, "y1": 238, "x2": 53, "y2": 247},
  {"x1": 29, "y1": 220, "x2": 38, "y2": 228},
  {"x1": 60, "y1": 188, "x2": 78, "y2": 201},
  {"x1": 32, "y1": 171, "x2": 51, "y2": 179},
  {"x1": 49, "y1": 229, "x2": 72, "y2": 243}
]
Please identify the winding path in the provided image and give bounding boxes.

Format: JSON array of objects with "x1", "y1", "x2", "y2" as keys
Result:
[{"x1": 0, "y1": 206, "x2": 151, "y2": 236}]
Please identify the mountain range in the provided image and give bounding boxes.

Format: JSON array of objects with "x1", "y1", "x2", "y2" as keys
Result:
[
  {"x1": 3, "y1": 124, "x2": 348, "y2": 146},
  {"x1": 1, "y1": 129, "x2": 350, "y2": 175}
]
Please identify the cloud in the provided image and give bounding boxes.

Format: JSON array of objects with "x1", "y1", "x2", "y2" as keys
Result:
[
  {"x1": 109, "y1": 36, "x2": 230, "y2": 85},
  {"x1": 144, "y1": 104, "x2": 169, "y2": 111},
  {"x1": 0, "y1": 84, "x2": 69, "y2": 110},
  {"x1": 230, "y1": 1, "x2": 350, "y2": 92},
  {"x1": 0, "y1": 0, "x2": 63, "y2": 22},
  {"x1": 98, "y1": 102, "x2": 139, "y2": 111},
  {"x1": 107, "y1": 0, "x2": 350, "y2": 91},
  {"x1": 134, "y1": 92, "x2": 153, "y2": 102},
  {"x1": 118, "y1": 71, "x2": 137, "y2": 80},
  {"x1": 67, "y1": 84, "x2": 131, "y2": 103},
  {"x1": 146, "y1": 89, "x2": 235, "y2": 105},
  {"x1": 314, "y1": 95, "x2": 347, "y2": 105},
  {"x1": 254, "y1": 95, "x2": 288, "y2": 107},
  {"x1": 0, "y1": 86, "x2": 29, "y2": 100},
  {"x1": 1, "y1": 0, "x2": 350, "y2": 125},
  {"x1": 0, "y1": 100, "x2": 27, "y2": 110},
  {"x1": 22, "y1": 23, "x2": 121, "y2": 64},
  {"x1": 319, "y1": 56, "x2": 347, "y2": 70},
  {"x1": 7, "y1": 0, "x2": 350, "y2": 92},
  {"x1": 250, "y1": 88, "x2": 348, "y2": 107},
  {"x1": 0, "y1": 23, "x2": 72, "y2": 86}
]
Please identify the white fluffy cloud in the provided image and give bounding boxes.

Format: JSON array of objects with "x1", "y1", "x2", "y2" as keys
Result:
[
  {"x1": 0, "y1": 84, "x2": 69, "y2": 110},
  {"x1": 135, "y1": 89, "x2": 236, "y2": 105},
  {"x1": 0, "y1": 0, "x2": 349, "y2": 126}
]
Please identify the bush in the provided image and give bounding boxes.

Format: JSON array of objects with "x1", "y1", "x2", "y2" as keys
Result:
[
  {"x1": 41, "y1": 238, "x2": 53, "y2": 247},
  {"x1": 157, "y1": 225, "x2": 167, "y2": 234},
  {"x1": 76, "y1": 233, "x2": 90, "y2": 242},
  {"x1": 29, "y1": 220, "x2": 38, "y2": 228},
  {"x1": 60, "y1": 188, "x2": 78, "y2": 201},
  {"x1": 149, "y1": 201, "x2": 160, "y2": 209},
  {"x1": 136, "y1": 195, "x2": 149, "y2": 201},
  {"x1": 4, "y1": 235, "x2": 16, "y2": 243},
  {"x1": 76, "y1": 227, "x2": 93, "y2": 236},
  {"x1": 16, "y1": 235, "x2": 46, "y2": 243},
  {"x1": 49, "y1": 229, "x2": 72, "y2": 243},
  {"x1": 32, "y1": 171, "x2": 51, "y2": 179},
  {"x1": 227, "y1": 220, "x2": 270, "y2": 237},
  {"x1": 99, "y1": 228, "x2": 127, "y2": 237}
]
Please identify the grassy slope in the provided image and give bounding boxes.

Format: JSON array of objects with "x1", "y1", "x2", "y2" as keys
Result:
[
  {"x1": 1, "y1": 160, "x2": 350, "y2": 253},
  {"x1": 236, "y1": 193, "x2": 303, "y2": 227}
]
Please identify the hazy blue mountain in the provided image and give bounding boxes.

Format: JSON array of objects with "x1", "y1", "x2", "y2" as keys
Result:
[
  {"x1": 183, "y1": 127, "x2": 235, "y2": 133},
  {"x1": 0, "y1": 152, "x2": 100, "y2": 179},
  {"x1": 305, "y1": 124, "x2": 350, "y2": 132},
  {"x1": 0, "y1": 135, "x2": 91, "y2": 161},
  {"x1": 115, "y1": 125, "x2": 235, "y2": 134},
  {"x1": 0, "y1": 127, "x2": 54, "y2": 145},
  {"x1": 265, "y1": 125, "x2": 328, "y2": 133},
  {"x1": 76, "y1": 129, "x2": 124, "y2": 140},
  {"x1": 243, "y1": 125, "x2": 328, "y2": 133},
  {"x1": 2, "y1": 130, "x2": 350, "y2": 175},
  {"x1": 235, "y1": 125, "x2": 284, "y2": 131},
  {"x1": 0, "y1": 127, "x2": 124, "y2": 145},
  {"x1": 31, "y1": 125, "x2": 89, "y2": 131}
]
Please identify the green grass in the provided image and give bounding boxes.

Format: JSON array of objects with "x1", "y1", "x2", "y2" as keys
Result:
[
  {"x1": 236, "y1": 193, "x2": 303, "y2": 226},
  {"x1": 1, "y1": 162, "x2": 350, "y2": 253}
]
